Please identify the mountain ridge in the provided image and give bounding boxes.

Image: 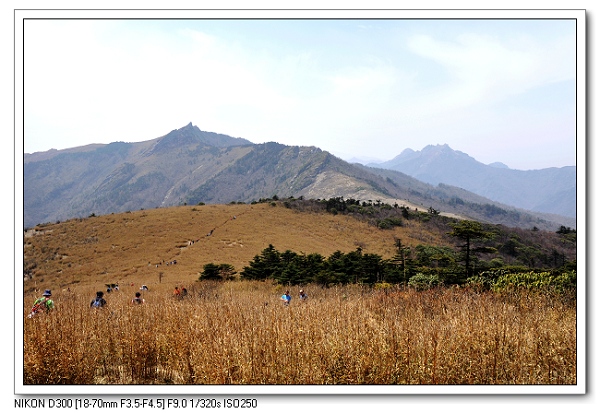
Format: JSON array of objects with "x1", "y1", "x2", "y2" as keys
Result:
[
  {"x1": 368, "y1": 144, "x2": 576, "y2": 218},
  {"x1": 23, "y1": 124, "x2": 576, "y2": 231}
]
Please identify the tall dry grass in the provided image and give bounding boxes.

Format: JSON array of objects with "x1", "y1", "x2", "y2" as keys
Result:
[{"x1": 23, "y1": 281, "x2": 576, "y2": 385}]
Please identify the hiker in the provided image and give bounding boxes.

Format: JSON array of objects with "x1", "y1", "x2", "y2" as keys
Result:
[
  {"x1": 29, "y1": 289, "x2": 54, "y2": 318},
  {"x1": 90, "y1": 291, "x2": 107, "y2": 309},
  {"x1": 280, "y1": 290, "x2": 291, "y2": 306},
  {"x1": 299, "y1": 289, "x2": 308, "y2": 301},
  {"x1": 131, "y1": 291, "x2": 145, "y2": 305}
]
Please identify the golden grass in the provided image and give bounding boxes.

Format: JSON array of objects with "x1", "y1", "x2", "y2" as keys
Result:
[
  {"x1": 23, "y1": 203, "x2": 443, "y2": 294},
  {"x1": 22, "y1": 204, "x2": 577, "y2": 386},
  {"x1": 23, "y1": 281, "x2": 576, "y2": 385}
]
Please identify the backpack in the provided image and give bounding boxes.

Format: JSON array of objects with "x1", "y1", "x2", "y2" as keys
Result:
[
  {"x1": 31, "y1": 300, "x2": 45, "y2": 314},
  {"x1": 30, "y1": 297, "x2": 51, "y2": 314},
  {"x1": 91, "y1": 297, "x2": 105, "y2": 308}
]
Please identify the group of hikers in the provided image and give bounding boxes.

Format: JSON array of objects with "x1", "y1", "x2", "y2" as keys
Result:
[
  {"x1": 173, "y1": 285, "x2": 188, "y2": 299},
  {"x1": 27, "y1": 287, "x2": 148, "y2": 317},
  {"x1": 280, "y1": 289, "x2": 308, "y2": 306},
  {"x1": 89, "y1": 290, "x2": 147, "y2": 307},
  {"x1": 28, "y1": 285, "x2": 310, "y2": 317}
]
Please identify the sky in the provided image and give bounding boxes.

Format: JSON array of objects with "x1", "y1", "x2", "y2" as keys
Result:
[{"x1": 22, "y1": 11, "x2": 580, "y2": 171}]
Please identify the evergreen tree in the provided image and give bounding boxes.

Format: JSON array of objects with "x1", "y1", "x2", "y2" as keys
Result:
[
  {"x1": 325, "y1": 250, "x2": 351, "y2": 284},
  {"x1": 386, "y1": 238, "x2": 412, "y2": 284},
  {"x1": 240, "y1": 244, "x2": 281, "y2": 281},
  {"x1": 298, "y1": 252, "x2": 325, "y2": 284},
  {"x1": 199, "y1": 263, "x2": 236, "y2": 281},
  {"x1": 447, "y1": 220, "x2": 496, "y2": 278},
  {"x1": 200, "y1": 263, "x2": 223, "y2": 280}
]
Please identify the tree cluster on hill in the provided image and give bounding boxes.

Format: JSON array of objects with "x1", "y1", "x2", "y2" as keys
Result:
[
  {"x1": 254, "y1": 195, "x2": 420, "y2": 230},
  {"x1": 251, "y1": 196, "x2": 576, "y2": 267},
  {"x1": 199, "y1": 236, "x2": 575, "y2": 291},
  {"x1": 236, "y1": 244, "x2": 392, "y2": 286},
  {"x1": 195, "y1": 197, "x2": 576, "y2": 290}
]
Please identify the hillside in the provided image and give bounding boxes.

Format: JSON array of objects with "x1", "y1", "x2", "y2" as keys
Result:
[
  {"x1": 355, "y1": 165, "x2": 576, "y2": 231},
  {"x1": 22, "y1": 201, "x2": 576, "y2": 295},
  {"x1": 22, "y1": 203, "x2": 428, "y2": 293},
  {"x1": 368, "y1": 144, "x2": 576, "y2": 218},
  {"x1": 23, "y1": 123, "x2": 575, "y2": 232}
]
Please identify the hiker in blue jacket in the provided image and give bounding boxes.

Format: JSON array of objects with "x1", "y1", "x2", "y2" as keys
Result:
[{"x1": 280, "y1": 290, "x2": 291, "y2": 306}]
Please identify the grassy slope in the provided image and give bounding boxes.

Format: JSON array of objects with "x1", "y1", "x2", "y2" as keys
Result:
[{"x1": 23, "y1": 203, "x2": 447, "y2": 294}]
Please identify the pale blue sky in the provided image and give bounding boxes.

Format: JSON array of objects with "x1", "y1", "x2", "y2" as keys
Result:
[{"x1": 22, "y1": 13, "x2": 579, "y2": 170}]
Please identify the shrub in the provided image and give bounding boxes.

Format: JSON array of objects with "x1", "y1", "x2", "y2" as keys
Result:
[
  {"x1": 408, "y1": 273, "x2": 442, "y2": 290},
  {"x1": 376, "y1": 217, "x2": 403, "y2": 229},
  {"x1": 373, "y1": 282, "x2": 393, "y2": 291},
  {"x1": 492, "y1": 270, "x2": 576, "y2": 293}
]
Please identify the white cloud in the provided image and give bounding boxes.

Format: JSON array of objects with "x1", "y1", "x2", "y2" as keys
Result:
[
  {"x1": 405, "y1": 30, "x2": 574, "y2": 110},
  {"x1": 22, "y1": 17, "x2": 578, "y2": 170}
]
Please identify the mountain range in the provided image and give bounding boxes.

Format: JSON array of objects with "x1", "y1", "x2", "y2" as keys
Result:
[
  {"x1": 368, "y1": 144, "x2": 576, "y2": 219},
  {"x1": 23, "y1": 123, "x2": 576, "y2": 231}
]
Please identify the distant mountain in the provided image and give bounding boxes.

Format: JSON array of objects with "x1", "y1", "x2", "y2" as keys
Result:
[
  {"x1": 488, "y1": 162, "x2": 510, "y2": 169},
  {"x1": 23, "y1": 124, "x2": 575, "y2": 231},
  {"x1": 368, "y1": 144, "x2": 576, "y2": 219}
]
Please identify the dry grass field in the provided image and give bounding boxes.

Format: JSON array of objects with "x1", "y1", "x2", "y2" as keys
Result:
[
  {"x1": 23, "y1": 281, "x2": 576, "y2": 385},
  {"x1": 21, "y1": 203, "x2": 577, "y2": 386},
  {"x1": 23, "y1": 202, "x2": 447, "y2": 293}
]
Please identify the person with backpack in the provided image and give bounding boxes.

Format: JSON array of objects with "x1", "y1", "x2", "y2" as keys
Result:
[
  {"x1": 90, "y1": 291, "x2": 107, "y2": 309},
  {"x1": 131, "y1": 291, "x2": 145, "y2": 305},
  {"x1": 28, "y1": 289, "x2": 54, "y2": 318}
]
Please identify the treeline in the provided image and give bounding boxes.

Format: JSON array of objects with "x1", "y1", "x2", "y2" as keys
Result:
[
  {"x1": 237, "y1": 244, "x2": 392, "y2": 286},
  {"x1": 200, "y1": 242, "x2": 576, "y2": 292},
  {"x1": 253, "y1": 195, "x2": 441, "y2": 230}
]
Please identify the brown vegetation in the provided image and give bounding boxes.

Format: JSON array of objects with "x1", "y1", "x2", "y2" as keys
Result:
[
  {"x1": 23, "y1": 281, "x2": 576, "y2": 385},
  {"x1": 21, "y1": 203, "x2": 577, "y2": 386},
  {"x1": 23, "y1": 203, "x2": 446, "y2": 293}
]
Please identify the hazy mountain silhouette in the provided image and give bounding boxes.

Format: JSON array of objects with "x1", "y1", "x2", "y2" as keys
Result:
[
  {"x1": 368, "y1": 144, "x2": 575, "y2": 219},
  {"x1": 24, "y1": 124, "x2": 575, "y2": 231}
]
